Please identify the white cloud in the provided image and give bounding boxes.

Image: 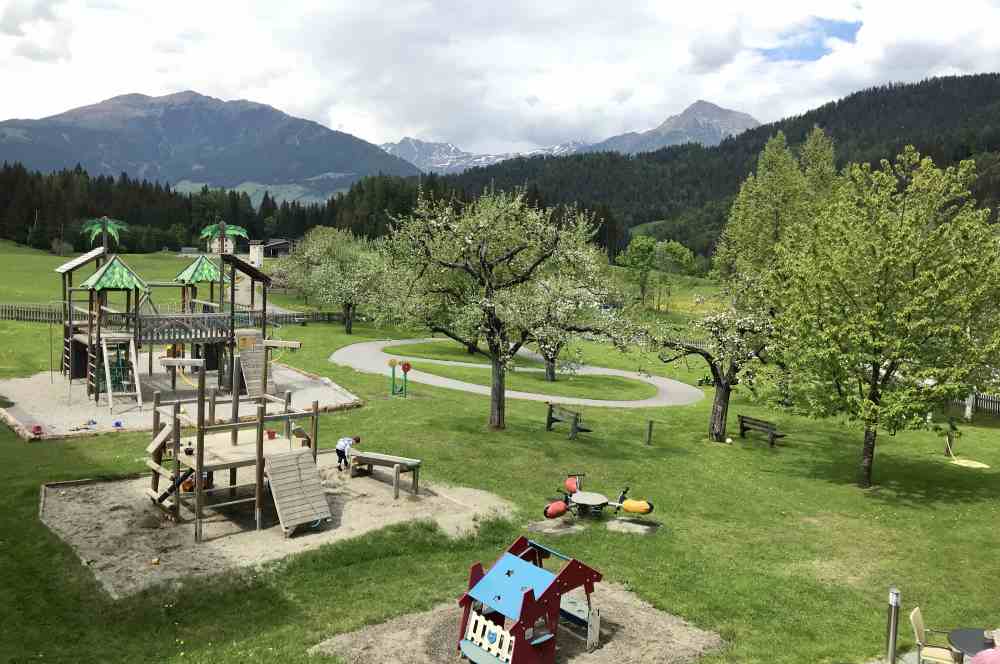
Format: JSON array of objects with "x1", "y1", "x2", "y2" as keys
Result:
[{"x1": 0, "y1": 0, "x2": 998, "y2": 151}]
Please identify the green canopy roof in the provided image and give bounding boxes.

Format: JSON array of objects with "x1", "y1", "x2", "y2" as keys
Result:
[
  {"x1": 174, "y1": 255, "x2": 226, "y2": 284},
  {"x1": 80, "y1": 256, "x2": 148, "y2": 292}
]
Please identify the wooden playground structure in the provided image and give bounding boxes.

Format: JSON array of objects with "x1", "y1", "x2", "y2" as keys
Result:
[
  {"x1": 146, "y1": 356, "x2": 330, "y2": 542},
  {"x1": 55, "y1": 242, "x2": 283, "y2": 413}
]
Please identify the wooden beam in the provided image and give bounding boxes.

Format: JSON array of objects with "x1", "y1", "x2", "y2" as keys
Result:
[
  {"x1": 160, "y1": 358, "x2": 206, "y2": 368},
  {"x1": 255, "y1": 403, "x2": 265, "y2": 530},
  {"x1": 262, "y1": 340, "x2": 302, "y2": 349}
]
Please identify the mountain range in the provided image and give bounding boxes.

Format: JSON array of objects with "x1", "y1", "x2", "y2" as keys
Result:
[
  {"x1": 0, "y1": 92, "x2": 760, "y2": 200},
  {"x1": 444, "y1": 73, "x2": 1000, "y2": 256},
  {"x1": 379, "y1": 137, "x2": 585, "y2": 175},
  {"x1": 381, "y1": 100, "x2": 760, "y2": 174},
  {"x1": 0, "y1": 91, "x2": 420, "y2": 205}
]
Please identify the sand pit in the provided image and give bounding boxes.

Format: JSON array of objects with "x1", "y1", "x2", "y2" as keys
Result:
[
  {"x1": 606, "y1": 518, "x2": 662, "y2": 535},
  {"x1": 311, "y1": 583, "x2": 722, "y2": 663},
  {"x1": 0, "y1": 362, "x2": 360, "y2": 440},
  {"x1": 526, "y1": 519, "x2": 587, "y2": 536},
  {"x1": 40, "y1": 455, "x2": 513, "y2": 599}
]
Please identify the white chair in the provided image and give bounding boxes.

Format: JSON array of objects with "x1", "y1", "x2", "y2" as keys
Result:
[{"x1": 910, "y1": 607, "x2": 958, "y2": 664}]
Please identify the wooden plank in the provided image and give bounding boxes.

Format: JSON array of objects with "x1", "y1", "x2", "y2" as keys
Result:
[
  {"x1": 146, "y1": 424, "x2": 174, "y2": 454},
  {"x1": 265, "y1": 450, "x2": 331, "y2": 534},
  {"x1": 145, "y1": 459, "x2": 173, "y2": 479},
  {"x1": 350, "y1": 451, "x2": 422, "y2": 468}
]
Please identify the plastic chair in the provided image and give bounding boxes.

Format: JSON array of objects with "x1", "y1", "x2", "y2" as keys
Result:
[{"x1": 910, "y1": 607, "x2": 958, "y2": 664}]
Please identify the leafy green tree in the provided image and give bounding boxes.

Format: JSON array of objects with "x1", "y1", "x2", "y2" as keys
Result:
[
  {"x1": 778, "y1": 147, "x2": 1000, "y2": 487},
  {"x1": 713, "y1": 132, "x2": 809, "y2": 280},
  {"x1": 388, "y1": 190, "x2": 594, "y2": 429},
  {"x1": 618, "y1": 234, "x2": 657, "y2": 303},
  {"x1": 654, "y1": 240, "x2": 695, "y2": 275}
]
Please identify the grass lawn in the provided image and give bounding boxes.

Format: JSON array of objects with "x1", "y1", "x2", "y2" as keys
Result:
[
  {"x1": 2, "y1": 320, "x2": 999, "y2": 663},
  {"x1": 0, "y1": 240, "x2": 208, "y2": 306}
]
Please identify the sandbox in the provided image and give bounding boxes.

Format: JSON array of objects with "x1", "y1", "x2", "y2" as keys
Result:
[
  {"x1": 310, "y1": 583, "x2": 723, "y2": 663},
  {"x1": 40, "y1": 455, "x2": 513, "y2": 599},
  {"x1": 0, "y1": 362, "x2": 360, "y2": 440}
]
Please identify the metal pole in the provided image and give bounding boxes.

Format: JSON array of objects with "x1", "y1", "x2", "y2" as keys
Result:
[{"x1": 886, "y1": 586, "x2": 900, "y2": 664}]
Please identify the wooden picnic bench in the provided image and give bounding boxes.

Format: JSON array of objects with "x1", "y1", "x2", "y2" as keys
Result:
[
  {"x1": 349, "y1": 450, "x2": 422, "y2": 499},
  {"x1": 546, "y1": 403, "x2": 592, "y2": 440},
  {"x1": 737, "y1": 415, "x2": 786, "y2": 447}
]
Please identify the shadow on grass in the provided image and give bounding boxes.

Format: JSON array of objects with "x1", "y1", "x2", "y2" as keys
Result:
[{"x1": 775, "y1": 424, "x2": 1000, "y2": 508}]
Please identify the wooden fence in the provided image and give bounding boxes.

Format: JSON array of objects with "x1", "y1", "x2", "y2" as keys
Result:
[
  {"x1": 971, "y1": 392, "x2": 1000, "y2": 415},
  {"x1": 0, "y1": 303, "x2": 62, "y2": 323}
]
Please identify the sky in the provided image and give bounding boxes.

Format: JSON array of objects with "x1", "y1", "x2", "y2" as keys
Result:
[{"x1": 1, "y1": 0, "x2": 999, "y2": 153}]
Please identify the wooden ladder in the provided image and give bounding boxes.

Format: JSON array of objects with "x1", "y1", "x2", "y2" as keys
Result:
[
  {"x1": 61, "y1": 333, "x2": 72, "y2": 376},
  {"x1": 86, "y1": 342, "x2": 99, "y2": 398}
]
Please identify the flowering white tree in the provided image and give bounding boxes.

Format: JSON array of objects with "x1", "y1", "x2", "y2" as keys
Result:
[
  {"x1": 522, "y1": 246, "x2": 634, "y2": 381},
  {"x1": 657, "y1": 278, "x2": 773, "y2": 442},
  {"x1": 280, "y1": 227, "x2": 384, "y2": 334},
  {"x1": 388, "y1": 190, "x2": 594, "y2": 429}
]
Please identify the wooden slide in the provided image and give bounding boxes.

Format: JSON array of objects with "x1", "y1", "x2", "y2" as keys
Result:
[{"x1": 264, "y1": 450, "x2": 332, "y2": 537}]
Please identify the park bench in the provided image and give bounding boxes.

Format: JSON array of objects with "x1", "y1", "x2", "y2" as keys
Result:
[
  {"x1": 737, "y1": 415, "x2": 786, "y2": 447},
  {"x1": 546, "y1": 403, "x2": 592, "y2": 440},
  {"x1": 349, "y1": 450, "x2": 422, "y2": 499}
]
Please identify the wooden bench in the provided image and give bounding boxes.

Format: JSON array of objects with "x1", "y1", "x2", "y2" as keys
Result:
[
  {"x1": 546, "y1": 403, "x2": 592, "y2": 440},
  {"x1": 737, "y1": 415, "x2": 786, "y2": 447},
  {"x1": 349, "y1": 450, "x2": 422, "y2": 499}
]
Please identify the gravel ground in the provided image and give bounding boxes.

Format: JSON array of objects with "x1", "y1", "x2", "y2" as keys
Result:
[
  {"x1": 0, "y1": 362, "x2": 360, "y2": 440},
  {"x1": 40, "y1": 455, "x2": 512, "y2": 599}
]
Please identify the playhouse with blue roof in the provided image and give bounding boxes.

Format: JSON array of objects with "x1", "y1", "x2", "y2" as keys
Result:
[{"x1": 457, "y1": 536, "x2": 603, "y2": 664}]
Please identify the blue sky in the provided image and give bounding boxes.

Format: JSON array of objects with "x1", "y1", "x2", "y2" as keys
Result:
[{"x1": 761, "y1": 18, "x2": 863, "y2": 62}]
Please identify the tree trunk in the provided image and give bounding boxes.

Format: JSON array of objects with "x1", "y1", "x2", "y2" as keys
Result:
[
  {"x1": 708, "y1": 382, "x2": 732, "y2": 442},
  {"x1": 544, "y1": 358, "x2": 557, "y2": 382},
  {"x1": 859, "y1": 423, "x2": 877, "y2": 488},
  {"x1": 343, "y1": 303, "x2": 354, "y2": 334},
  {"x1": 489, "y1": 359, "x2": 506, "y2": 429}
]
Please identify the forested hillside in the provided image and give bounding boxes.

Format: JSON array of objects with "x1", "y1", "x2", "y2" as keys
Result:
[
  {"x1": 445, "y1": 74, "x2": 1000, "y2": 255},
  {"x1": 4, "y1": 74, "x2": 1000, "y2": 257},
  {"x1": 0, "y1": 163, "x2": 456, "y2": 252}
]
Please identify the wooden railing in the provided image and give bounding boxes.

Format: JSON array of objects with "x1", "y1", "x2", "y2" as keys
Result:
[{"x1": 0, "y1": 302, "x2": 343, "y2": 327}]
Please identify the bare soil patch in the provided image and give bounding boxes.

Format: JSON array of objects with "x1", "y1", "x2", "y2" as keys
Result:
[
  {"x1": 0, "y1": 363, "x2": 360, "y2": 440},
  {"x1": 311, "y1": 583, "x2": 722, "y2": 663},
  {"x1": 40, "y1": 454, "x2": 512, "y2": 599}
]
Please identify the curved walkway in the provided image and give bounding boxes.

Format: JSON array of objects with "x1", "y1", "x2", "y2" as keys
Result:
[{"x1": 330, "y1": 338, "x2": 704, "y2": 408}]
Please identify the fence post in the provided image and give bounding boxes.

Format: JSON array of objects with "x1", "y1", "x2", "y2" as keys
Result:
[{"x1": 886, "y1": 587, "x2": 900, "y2": 664}]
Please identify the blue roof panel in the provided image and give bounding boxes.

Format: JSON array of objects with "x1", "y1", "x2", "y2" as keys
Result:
[{"x1": 468, "y1": 553, "x2": 556, "y2": 621}]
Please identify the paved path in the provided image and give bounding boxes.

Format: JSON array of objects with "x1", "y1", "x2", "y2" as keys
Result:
[{"x1": 330, "y1": 338, "x2": 704, "y2": 408}]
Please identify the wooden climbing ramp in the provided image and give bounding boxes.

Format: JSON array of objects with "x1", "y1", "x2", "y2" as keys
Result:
[
  {"x1": 239, "y1": 348, "x2": 275, "y2": 398},
  {"x1": 265, "y1": 450, "x2": 332, "y2": 538}
]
